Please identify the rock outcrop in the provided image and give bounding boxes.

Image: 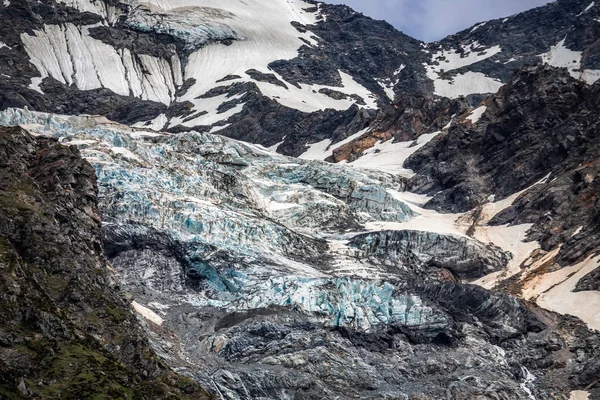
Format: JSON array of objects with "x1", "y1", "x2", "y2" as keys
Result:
[
  {"x1": 406, "y1": 65, "x2": 600, "y2": 268},
  {"x1": 0, "y1": 126, "x2": 211, "y2": 399},
  {"x1": 348, "y1": 230, "x2": 511, "y2": 280}
]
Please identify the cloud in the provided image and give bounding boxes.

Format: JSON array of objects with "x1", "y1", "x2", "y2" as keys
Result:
[{"x1": 326, "y1": 0, "x2": 552, "y2": 41}]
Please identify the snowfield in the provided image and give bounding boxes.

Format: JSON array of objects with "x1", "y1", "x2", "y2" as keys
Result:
[
  {"x1": 424, "y1": 42, "x2": 504, "y2": 98},
  {"x1": 25, "y1": 0, "x2": 378, "y2": 129}
]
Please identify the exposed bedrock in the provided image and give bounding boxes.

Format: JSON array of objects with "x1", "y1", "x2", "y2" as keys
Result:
[{"x1": 348, "y1": 230, "x2": 511, "y2": 280}]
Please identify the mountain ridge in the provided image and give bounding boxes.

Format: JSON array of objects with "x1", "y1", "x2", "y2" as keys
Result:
[{"x1": 0, "y1": 0, "x2": 599, "y2": 398}]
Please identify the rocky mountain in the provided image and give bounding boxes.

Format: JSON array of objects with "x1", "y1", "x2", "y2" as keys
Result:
[
  {"x1": 0, "y1": 0, "x2": 599, "y2": 399},
  {"x1": 1, "y1": 0, "x2": 599, "y2": 159},
  {"x1": 0, "y1": 126, "x2": 212, "y2": 399}
]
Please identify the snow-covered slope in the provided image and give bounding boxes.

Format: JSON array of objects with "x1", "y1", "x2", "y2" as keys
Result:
[
  {"x1": 22, "y1": 23, "x2": 183, "y2": 102},
  {"x1": 20, "y1": 0, "x2": 378, "y2": 128}
]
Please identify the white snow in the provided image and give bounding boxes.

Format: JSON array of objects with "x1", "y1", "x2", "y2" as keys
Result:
[
  {"x1": 0, "y1": 42, "x2": 9, "y2": 49},
  {"x1": 577, "y1": 1, "x2": 595, "y2": 15},
  {"x1": 570, "y1": 391, "x2": 590, "y2": 400},
  {"x1": 393, "y1": 64, "x2": 406, "y2": 77},
  {"x1": 133, "y1": 114, "x2": 168, "y2": 131},
  {"x1": 170, "y1": 93, "x2": 246, "y2": 127},
  {"x1": 520, "y1": 367, "x2": 537, "y2": 400},
  {"x1": 347, "y1": 131, "x2": 440, "y2": 176},
  {"x1": 22, "y1": 24, "x2": 182, "y2": 104},
  {"x1": 470, "y1": 22, "x2": 487, "y2": 33},
  {"x1": 132, "y1": 301, "x2": 164, "y2": 326},
  {"x1": 425, "y1": 42, "x2": 504, "y2": 98},
  {"x1": 298, "y1": 139, "x2": 332, "y2": 160},
  {"x1": 3, "y1": 0, "x2": 9, "y2": 6},
  {"x1": 208, "y1": 124, "x2": 230, "y2": 134},
  {"x1": 472, "y1": 175, "x2": 554, "y2": 288},
  {"x1": 432, "y1": 71, "x2": 504, "y2": 99},
  {"x1": 299, "y1": 128, "x2": 371, "y2": 160},
  {"x1": 465, "y1": 105, "x2": 487, "y2": 124},
  {"x1": 172, "y1": 0, "x2": 320, "y2": 102},
  {"x1": 254, "y1": 70, "x2": 378, "y2": 113},
  {"x1": 332, "y1": 128, "x2": 370, "y2": 150},
  {"x1": 443, "y1": 117, "x2": 454, "y2": 130},
  {"x1": 429, "y1": 42, "x2": 502, "y2": 72},
  {"x1": 541, "y1": 38, "x2": 600, "y2": 84},
  {"x1": 267, "y1": 137, "x2": 285, "y2": 153},
  {"x1": 377, "y1": 78, "x2": 396, "y2": 101},
  {"x1": 533, "y1": 257, "x2": 600, "y2": 331}
]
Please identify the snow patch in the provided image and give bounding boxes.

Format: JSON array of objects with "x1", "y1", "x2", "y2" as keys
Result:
[
  {"x1": 540, "y1": 38, "x2": 600, "y2": 84},
  {"x1": 465, "y1": 105, "x2": 487, "y2": 124},
  {"x1": 298, "y1": 139, "x2": 332, "y2": 160},
  {"x1": 255, "y1": 70, "x2": 378, "y2": 113},
  {"x1": 298, "y1": 128, "x2": 370, "y2": 161},
  {"x1": 133, "y1": 114, "x2": 168, "y2": 131},
  {"x1": 425, "y1": 42, "x2": 503, "y2": 98},
  {"x1": 577, "y1": 1, "x2": 595, "y2": 15},
  {"x1": 428, "y1": 42, "x2": 502, "y2": 73},
  {"x1": 376, "y1": 78, "x2": 396, "y2": 101},
  {"x1": 267, "y1": 137, "x2": 285, "y2": 153},
  {"x1": 132, "y1": 301, "x2": 164, "y2": 326},
  {"x1": 569, "y1": 391, "x2": 590, "y2": 400},
  {"x1": 170, "y1": 93, "x2": 245, "y2": 128},
  {"x1": 347, "y1": 131, "x2": 441, "y2": 176},
  {"x1": 331, "y1": 128, "x2": 370, "y2": 151},
  {"x1": 470, "y1": 22, "x2": 487, "y2": 33},
  {"x1": 432, "y1": 71, "x2": 503, "y2": 99},
  {"x1": 533, "y1": 257, "x2": 600, "y2": 331},
  {"x1": 520, "y1": 367, "x2": 537, "y2": 400}
]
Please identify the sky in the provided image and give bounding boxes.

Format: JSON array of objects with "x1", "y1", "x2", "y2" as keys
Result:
[{"x1": 328, "y1": 0, "x2": 552, "y2": 42}]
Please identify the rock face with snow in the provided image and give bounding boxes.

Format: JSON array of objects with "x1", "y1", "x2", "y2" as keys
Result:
[
  {"x1": 406, "y1": 65, "x2": 600, "y2": 273},
  {"x1": 2, "y1": 0, "x2": 599, "y2": 159}
]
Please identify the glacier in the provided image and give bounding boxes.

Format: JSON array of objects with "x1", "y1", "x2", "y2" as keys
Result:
[
  {"x1": 0, "y1": 107, "x2": 515, "y2": 330},
  {"x1": 2, "y1": 106, "x2": 598, "y2": 399}
]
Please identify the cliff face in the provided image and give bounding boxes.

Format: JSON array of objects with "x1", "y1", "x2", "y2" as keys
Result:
[
  {"x1": 0, "y1": 126, "x2": 211, "y2": 399},
  {"x1": 405, "y1": 65, "x2": 600, "y2": 270}
]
